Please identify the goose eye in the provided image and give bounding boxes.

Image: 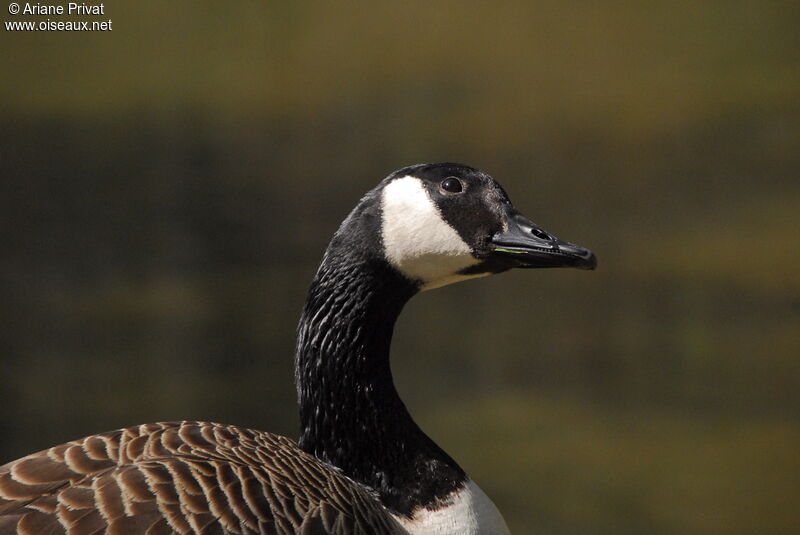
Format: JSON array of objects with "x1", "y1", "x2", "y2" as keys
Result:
[{"x1": 441, "y1": 177, "x2": 463, "y2": 193}]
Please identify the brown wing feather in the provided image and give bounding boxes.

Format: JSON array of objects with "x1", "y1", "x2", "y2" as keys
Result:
[{"x1": 0, "y1": 422, "x2": 405, "y2": 535}]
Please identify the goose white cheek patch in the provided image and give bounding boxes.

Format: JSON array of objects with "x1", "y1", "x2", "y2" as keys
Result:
[{"x1": 381, "y1": 176, "x2": 485, "y2": 290}]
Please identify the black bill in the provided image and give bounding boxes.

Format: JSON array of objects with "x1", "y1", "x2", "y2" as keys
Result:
[{"x1": 491, "y1": 212, "x2": 597, "y2": 270}]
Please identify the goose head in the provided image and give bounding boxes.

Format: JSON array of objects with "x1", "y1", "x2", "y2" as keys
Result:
[{"x1": 367, "y1": 162, "x2": 596, "y2": 290}]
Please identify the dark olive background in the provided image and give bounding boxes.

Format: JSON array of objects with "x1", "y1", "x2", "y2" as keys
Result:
[{"x1": 2, "y1": 2, "x2": 799, "y2": 533}]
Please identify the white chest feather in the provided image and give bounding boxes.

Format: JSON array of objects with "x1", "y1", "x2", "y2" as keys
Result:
[
  {"x1": 393, "y1": 480, "x2": 510, "y2": 535},
  {"x1": 381, "y1": 176, "x2": 484, "y2": 290}
]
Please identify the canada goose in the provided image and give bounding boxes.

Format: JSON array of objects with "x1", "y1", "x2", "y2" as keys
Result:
[{"x1": 0, "y1": 163, "x2": 595, "y2": 535}]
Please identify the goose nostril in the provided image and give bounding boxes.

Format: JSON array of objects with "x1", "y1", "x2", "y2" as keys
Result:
[{"x1": 530, "y1": 227, "x2": 551, "y2": 240}]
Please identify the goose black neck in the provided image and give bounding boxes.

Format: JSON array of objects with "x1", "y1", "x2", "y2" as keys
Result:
[{"x1": 295, "y1": 247, "x2": 466, "y2": 516}]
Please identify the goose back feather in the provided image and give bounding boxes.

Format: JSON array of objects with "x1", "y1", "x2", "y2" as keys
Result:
[{"x1": 0, "y1": 421, "x2": 405, "y2": 535}]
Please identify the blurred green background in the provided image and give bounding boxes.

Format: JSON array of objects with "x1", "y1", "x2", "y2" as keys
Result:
[{"x1": 2, "y1": 2, "x2": 799, "y2": 533}]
